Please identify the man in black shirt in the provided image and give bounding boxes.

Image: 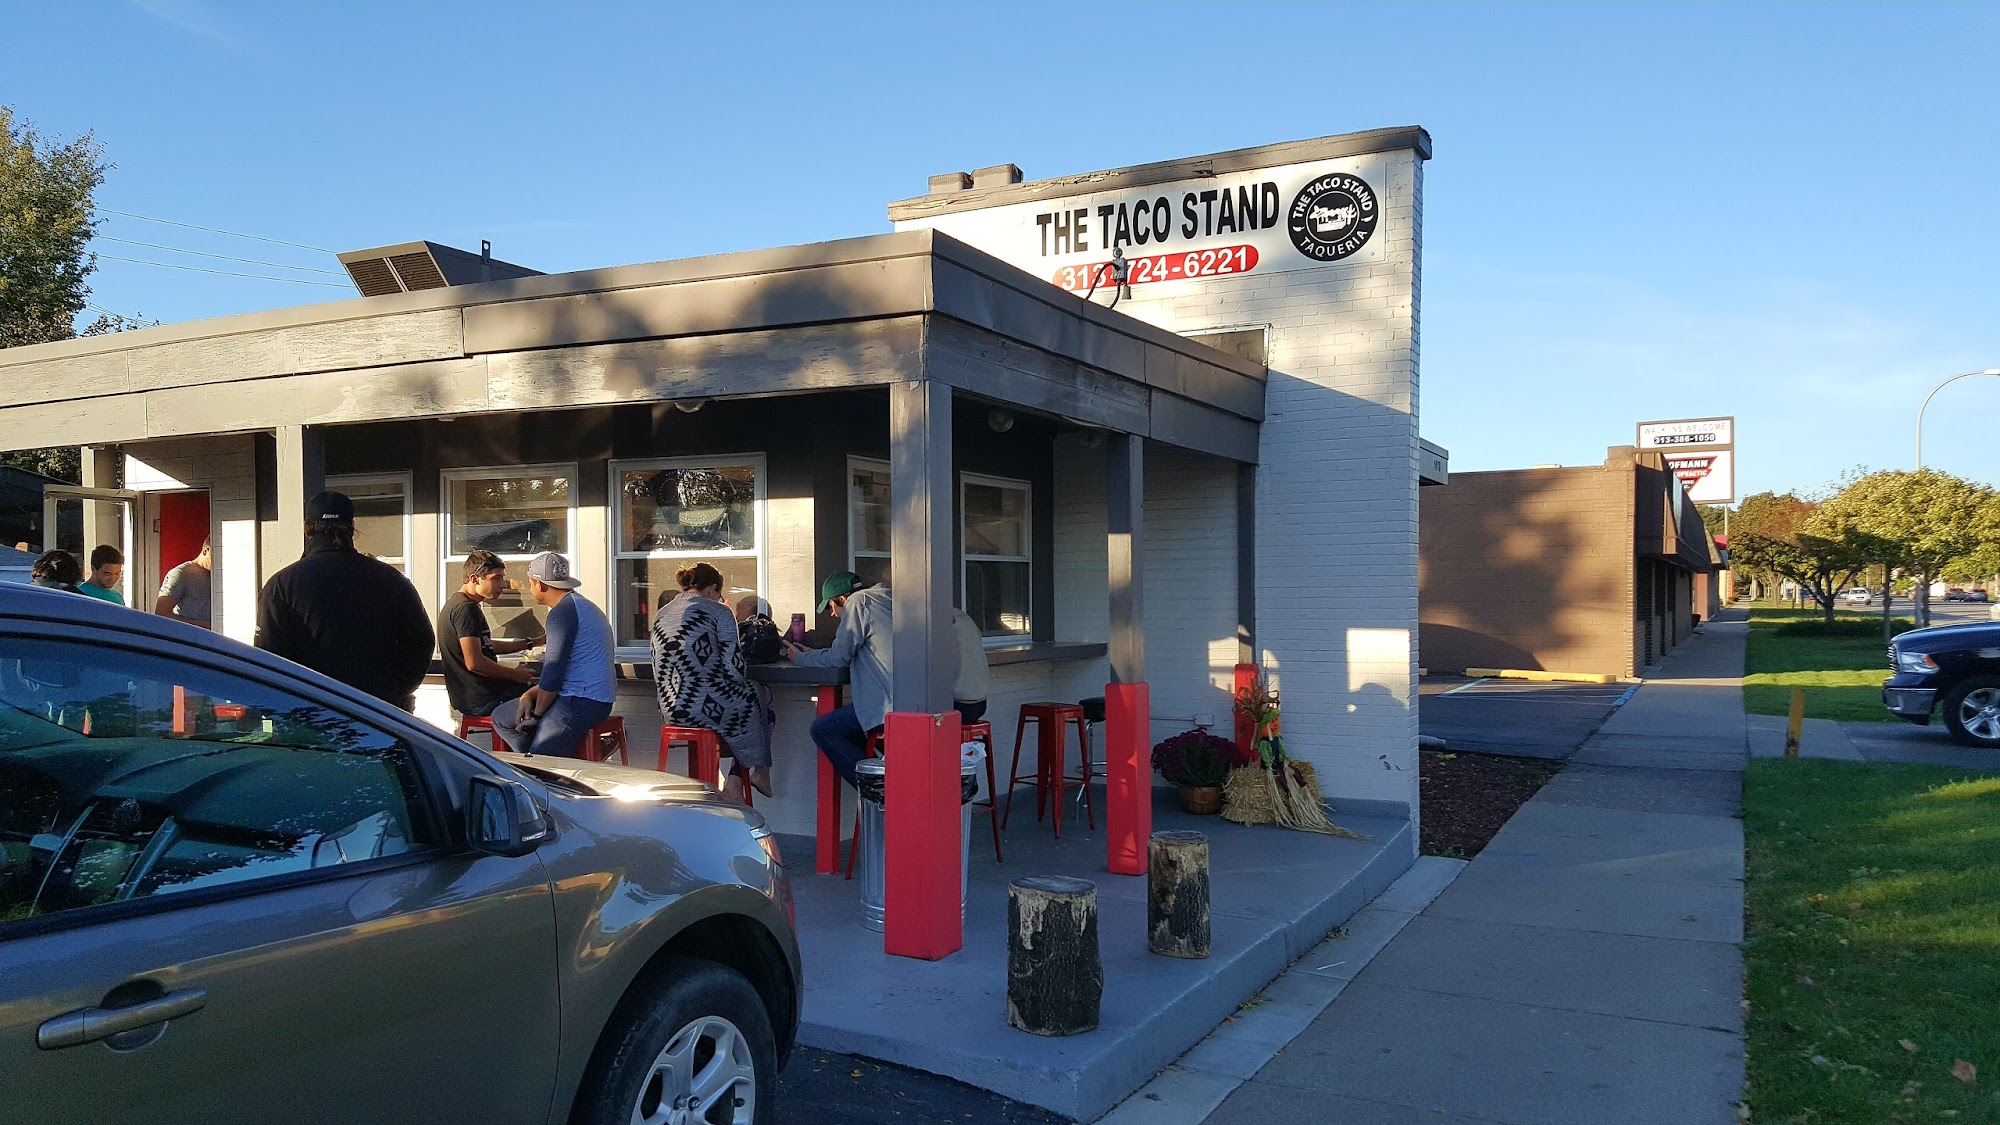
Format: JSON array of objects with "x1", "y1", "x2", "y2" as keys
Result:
[
  {"x1": 256, "y1": 491, "x2": 435, "y2": 710},
  {"x1": 438, "y1": 550, "x2": 537, "y2": 718}
]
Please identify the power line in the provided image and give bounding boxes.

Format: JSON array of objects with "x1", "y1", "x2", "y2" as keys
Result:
[
  {"x1": 97, "y1": 234, "x2": 341, "y2": 275},
  {"x1": 96, "y1": 207, "x2": 335, "y2": 254},
  {"x1": 96, "y1": 254, "x2": 348, "y2": 287}
]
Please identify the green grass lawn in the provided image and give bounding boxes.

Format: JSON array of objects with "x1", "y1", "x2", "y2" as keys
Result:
[
  {"x1": 1744, "y1": 760, "x2": 2000, "y2": 1123},
  {"x1": 1745, "y1": 608, "x2": 1910, "y2": 723}
]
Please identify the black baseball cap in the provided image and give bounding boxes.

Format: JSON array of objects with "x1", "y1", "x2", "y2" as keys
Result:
[{"x1": 307, "y1": 490, "x2": 355, "y2": 524}]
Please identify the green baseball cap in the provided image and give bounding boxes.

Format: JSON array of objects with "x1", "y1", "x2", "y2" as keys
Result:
[{"x1": 817, "y1": 570, "x2": 862, "y2": 613}]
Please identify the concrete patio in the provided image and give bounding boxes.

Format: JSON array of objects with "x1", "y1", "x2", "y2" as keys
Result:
[{"x1": 775, "y1": 782, "x2": 1412, "y2": 1121}]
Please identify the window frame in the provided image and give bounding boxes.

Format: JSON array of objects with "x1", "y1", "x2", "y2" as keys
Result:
[
  {"x1": 606, "y1": 454, "x2": 768, "y2": 658},
  {"x1": 959, "y1": 471, "x2": 1033, "y2": 645},
  {"x1": 0, "y1": 624, "x2": 459, "y2": 940},
  {"x1": 326, "y1": 471, "x2": 413, "y2": 572},
  {"x1": 438, "y1": 462, "x2": 579, "y2": 617},
  {"x1": 847, "y1": 456, "x2": 893, "y2": 585}
]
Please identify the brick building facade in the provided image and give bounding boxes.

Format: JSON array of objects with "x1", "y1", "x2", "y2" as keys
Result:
[{"x1": 1419, "y1": 447, "x2": 1721, "y2": 679}]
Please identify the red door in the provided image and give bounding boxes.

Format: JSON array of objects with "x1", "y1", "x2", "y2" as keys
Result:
[{"x1": 156, "y1": 492, "x2": 210, "y2": 581}]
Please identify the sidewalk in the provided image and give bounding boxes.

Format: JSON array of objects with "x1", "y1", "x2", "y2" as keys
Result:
[{"x1": 1195, "y1": 613, "x2": 1751, "y2": 1124}]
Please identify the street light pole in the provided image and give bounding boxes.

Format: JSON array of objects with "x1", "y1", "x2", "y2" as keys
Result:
[{"x1": 1916, "y1": 368, "x2": 2000, "y2": 469}]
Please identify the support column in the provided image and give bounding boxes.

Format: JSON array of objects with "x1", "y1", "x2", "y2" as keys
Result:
[
  {"x1": 884, "y1": 709, "x2": 963, "y2": 959},
  {"x1": 888, "y1": 381, "x2": 955, "y2": 714},
  {"x1": 1105, "y1": 433, "x2": 1150, "y2": 876},
  {"x1": 78, "y1": 445, "x2": 124, "y2": 573},
  {"x1": 273, "y1": 425, "x2": 325, "y2": 560},
  {"x1": 1236, "y1": 461, "x2": 1257, "y2": 666}
]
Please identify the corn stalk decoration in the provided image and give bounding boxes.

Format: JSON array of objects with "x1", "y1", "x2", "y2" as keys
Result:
[{"x1": 1232, "y1": 674, "x2": 1360, "y2": 838}]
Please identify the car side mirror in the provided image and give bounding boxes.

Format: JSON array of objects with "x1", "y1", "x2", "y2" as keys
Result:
[{"x1": 468, "y1": 775, "x2": 554, "y2": 857}]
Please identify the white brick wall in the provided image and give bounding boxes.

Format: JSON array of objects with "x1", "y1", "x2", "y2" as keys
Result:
[{"x1": 903, "y1": 143, "x2": 1426, "y2": 825}]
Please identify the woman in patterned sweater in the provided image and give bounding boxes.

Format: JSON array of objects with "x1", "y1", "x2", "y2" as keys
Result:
[{"x1": 651, "y1": 563, "x2": 766, "y2": 799}]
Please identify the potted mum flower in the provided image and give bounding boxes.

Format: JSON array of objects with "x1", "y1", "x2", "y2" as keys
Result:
[{"x1": 1151, "y1": 728, "x2": 1239, "y2": 814}]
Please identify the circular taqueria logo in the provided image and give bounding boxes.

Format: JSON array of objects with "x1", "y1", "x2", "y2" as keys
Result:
[{"x1": 1286, "y1": 173, "x2": 1378, "y2": 262}]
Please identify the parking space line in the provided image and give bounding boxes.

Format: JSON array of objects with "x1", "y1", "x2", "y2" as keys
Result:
[{"x1": 1439, "y1": 678, "x2": 1490, "y2": 696}]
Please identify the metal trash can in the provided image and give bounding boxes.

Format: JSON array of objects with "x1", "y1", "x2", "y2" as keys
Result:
[{"x1": 855, "y1": 754, "x2": 981, "y2": 933}]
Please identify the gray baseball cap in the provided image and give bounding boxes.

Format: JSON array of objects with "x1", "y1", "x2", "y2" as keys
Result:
[{"x1": 526, "y1": 551, "x2": 580, "y2": 590}]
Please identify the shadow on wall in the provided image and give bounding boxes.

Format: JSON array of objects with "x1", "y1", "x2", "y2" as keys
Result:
[
  {"x1": 1418, "y1": 467, "x2": 1628, "y2": 678},
  {"x1": 1413, "y1": 624, "x2": 1544, "y2": 676}
]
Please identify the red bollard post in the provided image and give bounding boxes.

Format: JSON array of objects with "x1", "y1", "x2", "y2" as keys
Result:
[
  {"x1": 815, "y1": 686, "x2": 842, "y2": 876},
  {"x1": 884, "y1": 710, "x2": 963, "y2": 959},
  {"x1": 1105, "y1": 682, "x2": 1151, "y2": 876},
  {"x1": 1233, "y1": 663, "x2": 1258, "y2": 758}
]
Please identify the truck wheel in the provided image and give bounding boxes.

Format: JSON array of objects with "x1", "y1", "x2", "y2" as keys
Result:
[
  {"x1": 1942, "y1": 676, "x2": 2000, "y2": 748},
  {"x1": 573, "y1": 955, "x2": 776, "y2": 1125}
]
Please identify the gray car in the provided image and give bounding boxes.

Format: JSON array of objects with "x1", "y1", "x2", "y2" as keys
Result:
[{"x1": 0, "y1": 583, "x2": 798, "y2": 1125}]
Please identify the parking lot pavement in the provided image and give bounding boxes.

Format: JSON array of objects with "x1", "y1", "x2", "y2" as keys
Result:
[
  {"x1": 1840, "y1": 719, "x2": 2000, "y2": 770},
  {"x1": 778, "y1": 1050, "x2": 1065, "y2": 1125},
  {"x1": 1419, "y1": 677, "x2": 1632, "y2": 760}
]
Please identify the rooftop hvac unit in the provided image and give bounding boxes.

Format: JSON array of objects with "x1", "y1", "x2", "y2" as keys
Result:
[{"x1": 336, "y1": 240, "x2": 542, "y2": 297}]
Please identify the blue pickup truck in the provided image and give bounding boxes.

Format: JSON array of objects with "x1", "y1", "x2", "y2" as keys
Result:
[{"x1": 1883, "y1": 620, "x2": 2000, "y2": 748}]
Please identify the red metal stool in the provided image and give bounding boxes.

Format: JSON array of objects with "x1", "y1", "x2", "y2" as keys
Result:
[
  {"x1": 964, "y1": 720, "x2": 1003, "y2": 862},
  {"x1": 658, "y1": 725, "x2": 723, "y2": 784},
  {"x1": 577, "y1": 716, "x2": 629, "y2": 764},
  {"x1": 458, "y1": 713, "x2": 505, "y2": 754},
  {"x1": 845, "y1": 730, "x2": 884, "y2": 879},
  {"x1": 1003, "y1": 702, "x2": 1094, "y2": 837}
]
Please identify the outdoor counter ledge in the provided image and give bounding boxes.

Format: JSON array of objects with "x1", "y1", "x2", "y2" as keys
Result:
[{"x1": 601, "y1": 641, "x2": 1108, "y2": 682}]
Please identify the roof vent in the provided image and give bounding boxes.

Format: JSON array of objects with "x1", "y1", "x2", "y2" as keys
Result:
[{"x1": 336, "y1": 240, "x2": 542, "y2": 297}]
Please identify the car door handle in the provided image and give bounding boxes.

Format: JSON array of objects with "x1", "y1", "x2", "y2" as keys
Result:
[{"x1": 37, "y1": 988, "x2": 207, "y2": 1050}]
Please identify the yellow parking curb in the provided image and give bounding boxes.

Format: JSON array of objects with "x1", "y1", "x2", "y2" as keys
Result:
[{"x1": 1463, "y1": 668, "x2": 1618, "y2": 685}]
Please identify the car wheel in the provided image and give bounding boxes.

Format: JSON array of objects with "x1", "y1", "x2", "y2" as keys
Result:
[
  {"x1": 573, "y1": 955, "x2": 776, "y2": 1125},
  {"x1": 1942, "y1": 676, "x2": 2000, "y2": 749}
]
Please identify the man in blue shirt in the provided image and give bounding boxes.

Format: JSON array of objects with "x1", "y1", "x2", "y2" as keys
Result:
[
  {"x1": 491, "y1": 552, "x2": 617, "y2": 757},
  {"x1": 787, "y1": 570, "x2": 894, "y2": 785}
]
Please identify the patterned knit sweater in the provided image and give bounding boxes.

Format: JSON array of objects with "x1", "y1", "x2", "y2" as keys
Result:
[{"x1": 650, "y1": 591, "x2": 758, "y2": 742}]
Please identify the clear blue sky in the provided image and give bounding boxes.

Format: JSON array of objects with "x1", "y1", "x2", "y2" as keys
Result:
[{"x1": 6, "y1": 1, "x2": 1996, "y2": 497}]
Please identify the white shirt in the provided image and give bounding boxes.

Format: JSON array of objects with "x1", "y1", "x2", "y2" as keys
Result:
[{"x1": 952, "y1": 609, "x2": 991, "y2": 704}]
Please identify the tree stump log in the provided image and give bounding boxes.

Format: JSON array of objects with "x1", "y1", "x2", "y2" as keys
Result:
[
  {"x1": 1147, "y1": 831, "x2": 1211, "y2": 958},
  {"x1": 1006, "y1": 875, "x2": 1101, "y2": 1036}
]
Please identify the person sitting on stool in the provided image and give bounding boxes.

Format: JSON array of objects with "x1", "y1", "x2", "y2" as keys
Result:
[
  {"x1": 492, "y1": 552, "x2": 615, "y2": 757},
  {"x1": 785, "y1": 571, "x2": 892, "y2": 786},
  {"x1": 951, "y1": 606, "x2": 989, "y2": 724}
]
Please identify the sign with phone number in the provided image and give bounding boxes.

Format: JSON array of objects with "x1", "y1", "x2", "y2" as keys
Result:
[{"x1": 1053, "y1": 245, "x2": 1260, "y2": 293}]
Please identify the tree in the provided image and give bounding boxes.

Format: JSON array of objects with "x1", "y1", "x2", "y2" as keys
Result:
[
  {"x1": 1697, "y1": 504, "x2": 1729, "y2": 539},
  {"x1": 1817, "y1": 469, "x2": 2000, "y2": 626},
  {"x1": 1, "y1": 105, "x2": 104, "y2": 347},
  {"x1": 1, "y1": 105, "x2": 113, "y2": 484},
  {"x1": 1728, "y1": 496, "x2": 1880, "y2": 620}
]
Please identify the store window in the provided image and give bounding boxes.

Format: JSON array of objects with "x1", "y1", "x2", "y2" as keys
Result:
[
  {"x1": 848, "y1": 458, "x2": 892, "y2": 589},
  {"x1": 611, "y1": 457, "x2": 763, "y2": 650},
  {"x1": 442, "y1": 467, "x2": 574, "y2": 640},
  {"x1": 327, "y1": 473, "x2": 410, "y2": 573},
  {"x1": 961, "y1": 474, "x2": 1031, "y2": 640}
]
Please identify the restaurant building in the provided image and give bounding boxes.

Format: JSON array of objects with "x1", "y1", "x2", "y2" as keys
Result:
[{"x1": 0, "y1": 126, "x2": 1433, "y2": 838}]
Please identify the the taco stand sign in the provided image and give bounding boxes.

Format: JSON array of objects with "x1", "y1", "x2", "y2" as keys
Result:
[{"x1": 914, "y1": 153, "x2": 1391, "y2": 294}]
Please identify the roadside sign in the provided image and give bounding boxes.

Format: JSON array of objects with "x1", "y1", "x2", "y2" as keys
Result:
[
  {"x1": 1637, "y1": 417, "x2": 1733, "y2": 449},
  {"x1": 1637, "y1": 416, "x2": 1734, "y2": 504},
  {"x1": 1663, "y1": 450, "x2": 1734, "y2": 504}
]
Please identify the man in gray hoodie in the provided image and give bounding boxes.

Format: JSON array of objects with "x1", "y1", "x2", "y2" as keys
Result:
[{"x1": 787, "y1": 570, "x2": 893, "y2": 786}]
